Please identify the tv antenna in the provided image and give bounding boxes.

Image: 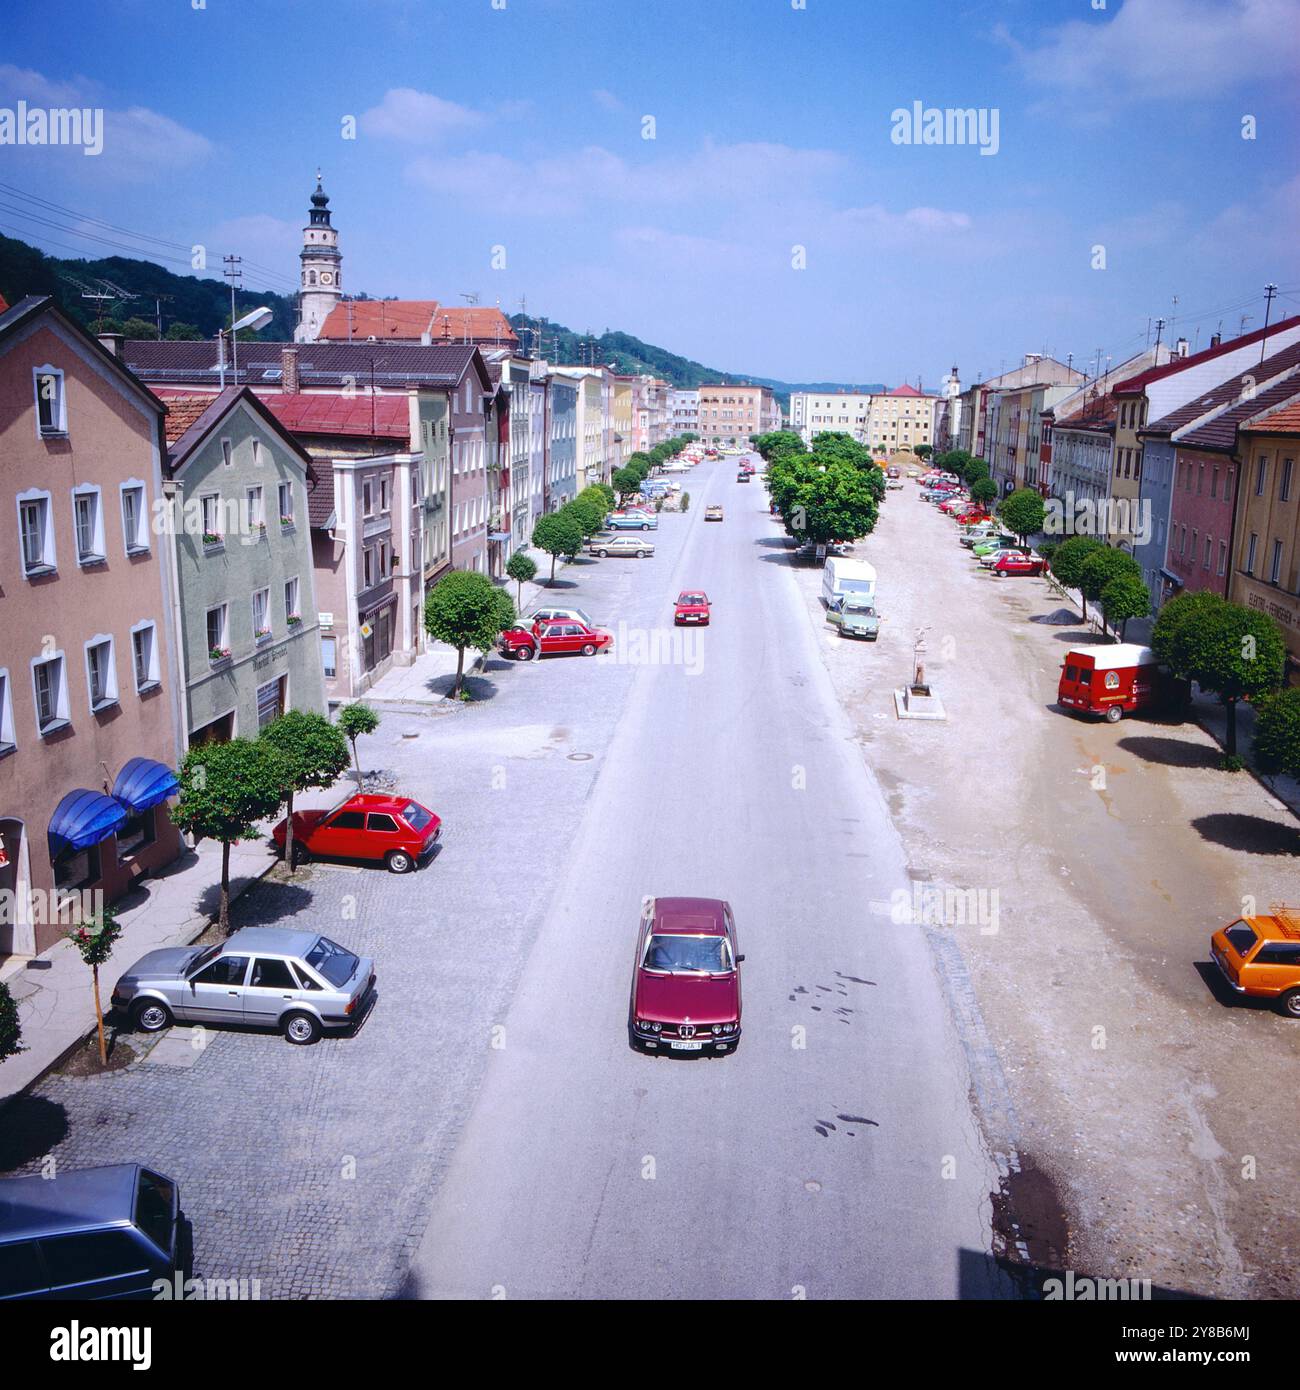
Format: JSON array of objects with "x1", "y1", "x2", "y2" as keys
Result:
[{"x1": 460, "y1": 291, "x2": 480, "y2": 305}]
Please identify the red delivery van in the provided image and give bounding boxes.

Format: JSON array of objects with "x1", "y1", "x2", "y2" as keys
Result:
[{"x1": 1057, "y1": 644, "x2": 1185, "y2": 723}]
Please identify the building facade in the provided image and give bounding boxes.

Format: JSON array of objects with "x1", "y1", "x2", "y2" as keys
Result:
[
  {"x1": 697, "y1": 383, "x2": 777, "y2": 446},
  {"x1": 294, "y1": 173, "x2": 343, "y2": 344},
  {"x1": 670, "y1": 388, "x2": 699, "y2": 437}
]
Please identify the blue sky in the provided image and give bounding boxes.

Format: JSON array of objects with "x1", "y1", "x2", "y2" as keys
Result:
[{"x1": 1, "y1": 0, "x2": 1297, "y2": 383}]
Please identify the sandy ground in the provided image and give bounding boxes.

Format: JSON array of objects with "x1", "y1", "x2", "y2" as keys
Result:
[{"x1": 784, "y1": 475, "x2": 1300, "y2": 1299}]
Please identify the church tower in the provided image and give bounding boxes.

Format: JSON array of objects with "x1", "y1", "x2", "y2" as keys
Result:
[{"x1": 294, "y1": 170, "x2": 342, "y2": 343}]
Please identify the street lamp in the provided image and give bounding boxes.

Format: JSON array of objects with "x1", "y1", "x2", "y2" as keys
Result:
[{"x1": 218, "y1": 306, "x2": 273, "y2": 388}]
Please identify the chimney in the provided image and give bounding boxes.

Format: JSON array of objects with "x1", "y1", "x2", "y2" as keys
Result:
[
  {"x1": 1210, "y1": 332, "x2": 1222, "y2": 349},
  {"x1": 1175, "y1": 337, "x2": 1190, "y2": 359},
  {"x1": 281, "y1": 347, "x2": 300, "y2": 394},
  {"x1": 98, "y1": 331, "x2": 124, "y2": 358}
]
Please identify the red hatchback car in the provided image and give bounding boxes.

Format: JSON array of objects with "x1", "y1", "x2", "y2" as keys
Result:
[
  {"x1": 991, "y1": 551, "x2": 1046, "y2": 577},
  {"x1": 674, "y1": 591, "x2": 711, "y2": 625},
  {"x1": 629, "y1": 896, "x2": 743, "y2": 1055},
  {"x1": 499, "y1": 619, "x2": 614, "y2": 660},
  {"x1": 272, "y1": 793, "x2": 441, "y2": 873}
]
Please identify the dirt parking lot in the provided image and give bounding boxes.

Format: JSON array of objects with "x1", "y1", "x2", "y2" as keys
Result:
[{"x1": 784, "y1": 476, "x2": 1300, "y2": 1298}]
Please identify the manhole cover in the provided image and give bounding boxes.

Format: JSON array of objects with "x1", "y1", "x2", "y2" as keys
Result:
[{"x1": 567, "y1": 752, "x2": 594, "y2": 762}]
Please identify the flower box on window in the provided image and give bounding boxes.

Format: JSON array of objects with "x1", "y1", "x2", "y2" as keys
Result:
[
  {"x1": 202, "y1": 532, "x2": 224, "y2": 548},
  {"x1": 209, "y1": 647, "x2": 232, "y2": 663},
  {"x1": 280, "y1": 515, "x2": 295, "y2": 529},
  {"x1": 255, "y1": 627, "x2": 272, "y2": 642},
  {"x1": 286, "y1": 613, "x2": 302, "y2": 627}
]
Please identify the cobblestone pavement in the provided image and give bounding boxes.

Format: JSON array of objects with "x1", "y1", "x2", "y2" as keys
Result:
[{"x1": 0, "y1": 518, "x2": 684, "y2": 1298}]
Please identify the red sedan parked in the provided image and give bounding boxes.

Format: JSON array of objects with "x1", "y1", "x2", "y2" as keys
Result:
[
  {"x1": 499, "y1": 618, "x2": 614, "y2": 660},
  {"x1": 629, "y1": 896, "x2": 743, "y2": 1055},
  {"x1": 674, "y1": 591, "x2": 711, "y2": 625},
  {"x1": 990, "y1": 551, "x2": 1047, "y2": 577},
  {"x1": 272, "y1": 793, "x2": 441, "y2": 873}
]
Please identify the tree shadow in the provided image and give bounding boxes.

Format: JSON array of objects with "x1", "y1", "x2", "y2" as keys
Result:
[
  {"x1": 1191, "y1": 813, "x2": 1300, "y2": 856},
  {"x1": 0, "y1": 1094, "x2": 70, "y2": 1171},
  {"x1": 1118, "y1": 736, "x2": 1221, "y2": 769}
]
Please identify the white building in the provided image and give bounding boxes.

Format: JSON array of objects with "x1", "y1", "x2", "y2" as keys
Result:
[
  {"x1": 790, "y1": 390, "x2": 873, "y2": 445},
  {"x1": 670, "y1": 388, "x2": 699, "y2": 436},
  {"x1": 294, "y1": 172, "x2": 342, "y2": 344}
]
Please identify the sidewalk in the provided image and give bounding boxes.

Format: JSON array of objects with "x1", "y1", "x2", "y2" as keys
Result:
[
  {"x1": 364, "y1": 555, "x2": 575, "y2": 708},
  {"x1": 0, "y1": 783, "x2": 342, "y2": 1107},
  {"x1": 1045, "y1": 574, "x2": 1300, "y2": 820}
]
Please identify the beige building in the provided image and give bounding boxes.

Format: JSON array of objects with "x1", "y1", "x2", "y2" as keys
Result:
[
  {"x1": 697, "y1": 383, "x2": 778, "y2": 445},
  {"x1": 867, "y1": 384, "x2": 938, "y2": 455}
]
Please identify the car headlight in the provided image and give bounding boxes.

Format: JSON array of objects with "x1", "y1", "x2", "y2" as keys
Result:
[
  {"x1": 723, "y1": 1023, "x2": 736, "y2": 1033},
  {"x1": 712, "y1": 1024, "x2": 723, "y2": 1035}
]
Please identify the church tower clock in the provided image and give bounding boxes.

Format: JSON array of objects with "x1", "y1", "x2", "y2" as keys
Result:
[{"x1": 294, "y1": 170, "x2": 342, "y2": 343}]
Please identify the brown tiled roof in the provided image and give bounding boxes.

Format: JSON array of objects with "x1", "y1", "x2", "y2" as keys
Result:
[
  {"x1": 1242, "y1": 398, "x2": 1300, "y2": 435},
  {"x1": 1144, "y1": 340, "x2": 1300, "y2": 436},
  {"x1": 1055, "y1": 393, "x2": 1117, "y2": 432},
  {"x1": 1177, "y1": 376, "x2": 1300, "y2": 452},
  {"x1": 426, "y1": 306, "x2": 517, "y2": 346},
  {"x1": 307, "y1": 467, "x2": 336, "y2": 529},
  {"x1": 317, "y1": 299, "x2": 440, "y2": 341},
  {"x1": 160, "y1": 393, "x2": 218, "y2": 445}
]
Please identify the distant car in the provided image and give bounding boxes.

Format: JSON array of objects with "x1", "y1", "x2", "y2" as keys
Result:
[
  {"x1": 499, "y1": 618, "x2": 614, "y2": 660},
  {"x1": 589, "y1": 535, "x2": 655, "y2": 558},
  {"x1": 972, "y1": 537, "x2": 1025, "y2": 559},
  {"x1": 705, "y1": 504, "x2": 724, "y2": 521},
  {"x1": 887, "y1": 466, "x2": 901, "y2": 478},
  {"x1": 826, "y1": 595, "x2": 881, "y2": 639},
  {"x1": 674, "y1": 591, "x2": 711, "y2": 625},
  {"x1": 606, "y1": 513, "x2": 657, "y2": 531},
  {"x1": 272, "y1": 793, "x2": 441, "y2": 872},
  {"x1": 111, "y1": 927, "x2": 376, "y2": 1045},
  {"x1": 736, "y1": 471, "x2": 750, "y2": 483},
  {"x1": 907, "y1": 468, "x2": 920, "y2": 479},
  {"x1": 525, "y1": 604, "x2": 593, "y2": 627},
  {"x1": 886, "y1": 477, "x2": 904, "y2": 490},
  {"x1": 990, "y1": 551, "x2": 1046, "y2": 577},
  {"x1": 629, "y1": 896, "x2": 743, "y2": 1055}
]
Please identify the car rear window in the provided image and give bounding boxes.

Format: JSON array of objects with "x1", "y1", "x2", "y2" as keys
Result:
[
  {"x1": 1225, "y1": 920, "x2": 1259, "y2": 956},
  {"x1": 134, "y1": 1170, "x2": 175, "y2": 1254},
  {"x1": 403, "y1": 803, "x2": 432, "y2": 832},
  {"x1": 1065, "y1": 665, "x2": 1079, "y2": 682},
  {"x1": 305, "y1": 936, "x2": 359, "y2": 988}
]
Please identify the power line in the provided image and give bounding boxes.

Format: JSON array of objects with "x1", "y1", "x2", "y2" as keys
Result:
[{"x1": 0, "y1": 180, "x2": 193, "y2": 254}]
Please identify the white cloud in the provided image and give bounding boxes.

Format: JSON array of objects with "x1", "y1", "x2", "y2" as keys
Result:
[
  {"x1": 1001, "y1": 0, "x2": 1300, "y2": 103},
  {"x1": 592, "y1": 89, "x2": 624, "y2": 113},
  {"x1": 360, "y1": 88, "x2": 486, "y2": 143}
]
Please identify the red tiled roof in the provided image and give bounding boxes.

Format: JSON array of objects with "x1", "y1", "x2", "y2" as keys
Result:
[
  {"x1": 161, "y1": 393, "x2": 218, "y2": 445},
  {"x1": 317, "y1": 300, "x2": 440, "y2": 341},
  {"x1": 1113, "y1": 314, "x2": 1300, "y2": 394},
  {"x1": 1240, "y1": 396, "x2": 1300, "y2": 435},
  {"x1": 427, "y1": 306, "x2": 518, "y2": 346},
  {"x1": 259, "y1": 391, "x2": 410, "y2": 441},
  {"x1": 887, "y1": 383, "x2": 929, "y2": 397}
]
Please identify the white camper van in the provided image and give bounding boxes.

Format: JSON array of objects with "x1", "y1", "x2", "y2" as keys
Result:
[{"x1": 821, "y1": 557, "x2": 876, "y2": 608}]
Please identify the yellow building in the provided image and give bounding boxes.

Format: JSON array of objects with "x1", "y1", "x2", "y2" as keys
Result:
[
  {"x1": 867, "y1": 385, "x2": 937, "y2": 455},
  {"x1": 612, "y1": 378, "x2": 634, "y2": 471}
]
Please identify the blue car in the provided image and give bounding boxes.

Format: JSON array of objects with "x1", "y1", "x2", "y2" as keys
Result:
[{"x1": 605, "y1": 513, "x2": 658, "y2": 532}]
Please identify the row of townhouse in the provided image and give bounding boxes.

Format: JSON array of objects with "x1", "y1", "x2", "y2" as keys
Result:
[{"x1": 789, "y1": 385, "x2": 936, "y2": 453}]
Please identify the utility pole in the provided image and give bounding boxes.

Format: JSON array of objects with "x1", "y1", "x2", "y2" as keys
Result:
[
  {"x1": 223, "y1": 255, "x2": 243, "y2": 381},
  {"x1": 1153, "y1": 317, "x2": 1166, "y2": 353},
  {"x1": 1261, "y1": 283, "x2": 1279, "y2": 363}
]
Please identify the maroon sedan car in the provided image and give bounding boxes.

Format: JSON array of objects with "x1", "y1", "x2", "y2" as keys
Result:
[
  {"x1": 629, "y1": 896, "x2": 743, "y2": 1055},
  {"x1": 499, "y1": 619, "x2": 614, "y2": 660}
]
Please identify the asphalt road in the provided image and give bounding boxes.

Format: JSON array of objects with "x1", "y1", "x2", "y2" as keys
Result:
[{"x1": 407, "y1": 455, "x2": 1003, "y2": 1299}]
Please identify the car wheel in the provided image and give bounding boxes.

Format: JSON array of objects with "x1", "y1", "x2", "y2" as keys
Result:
[
  {"x1": 515, "y1": 646, "x2": 534, "y2": 661},
  {"x1": 597, "y1": 549, "x2": 608, "y2": 558},
  {"x1": 290, "y1": 841, "x2": 310, "y2": 866},
  {"x1": 581, "y1": 643, "x2": 596, "y2": 656},
  {"x1": 1104, "y1": 705, "x2": 1123, "y2": 724},
  {"x1": 132, "y1": 999, "x2": 173, "y2": 1034},
  {"x1": 640, "y1": 523, "x2": 650, "y2": 531},
  {"x1": 282, "y1": 1011, "x2": 322, "y2": 1045},
  {"x1": 636, "y1": 550, "x2": 646, "y2": 559},
  {"x1": 1279, "y1": 988, "x2": 1300, "y2": 1019},
  {"x1": 386, "y1": 849, "x2": 415, "y2": 874}
]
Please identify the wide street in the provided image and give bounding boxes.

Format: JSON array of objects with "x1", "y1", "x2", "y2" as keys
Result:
[{"x1": 1, "y1": 454, "x2": 1005, "y2": 1300}]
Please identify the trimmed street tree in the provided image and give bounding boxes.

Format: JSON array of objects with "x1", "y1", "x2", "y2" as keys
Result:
[
  {"x1": 338, "y1": 702, "x2": 380, "y2": 787},
  {"x1": 531, "y1": 512, "x2": 584, "y2": 581},
  {"x1": 66, "y1": 904, "x2": 123, "y2": 1068},
  {"x1": 260, "y1": 710, "x2": 351, "y2": 874},
  {"x1": 424, "y1": 569, "x2": 515, "y2": 698},
  {"x1": 0, "y1": 979, "x2": 23, "y2": 1063},
  {"x1": 970, "y1": 477, "x2": 998, "y2": 509},
  {"x1": 172, "y1": 738, "x2": 288, "y2": 933},
  {"x1": 562, "y1": 496, "x2": 605, "y2": 539},
  {"x1": 1050, "y1": 535, "x2": 1105, "y2": 620},
  {"x1": 914, "y1": 444, "x2": 933, "y2": 460},
  {"x1": 506, "y1": 549, "x2": 538, "y2": 607},
  {"x1": 1253, "y1": 688, "x2": 1300, "y2": 778},
  {"x1": 1079, "y1": 547, "x2": 1143, "y2": 635},
  {"x1": 1100, "y1": 571, "x2": 1151, "y2": 640},
  {"x1": 998, "y1": 487, "x2": 1046, "y2": 543},
  {"x1": 612, "y1": 466, "x2": 641, "y2": 502}
]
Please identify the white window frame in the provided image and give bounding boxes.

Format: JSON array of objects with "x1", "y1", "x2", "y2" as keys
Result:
[
  {"x1": 200, "y1": 492, "x2": 224, "y2": 543},
  {"x1": 72, "y1": 484, "x2": 107, "y2": 565},
  {"x1": 206, "y1": 603, "x2": 229, "y2": 656},
  {"x1": 83, "y1": 633, "x2": 118, "y2": 712},
  {"x1": 221, "y1": 437, "x2": 233, "y2": 468},
  {"x1": 1269, "y1": 539, "x2": 1284, "y2": 585},
  {"x1": 16, "y1": 488, "x2": 56, "y2": 576},
  {"x1": 120, "y1": 480, "x2": 150, "y2": 554},
  {"x1": 278, "y1": 479, "x2": 293, "y2": 526},
  {"x1": 130, "y1": 619, "x2": 161, "y2": 692},
  {"x1": 320, "y1": 635, "x2": 337, "y2": 680},
  {"x1": 251, "y1": 438, "x2": 264, "y2": 469},
  {"x1": 31, "y1": 651, "x2": 69, "y2": 735},
  {"x1": 1245, "y1": 533, "x2": 1258, "y2": 575},
  {"x1": 33, "y1": 365, "x2": 66, "y2": 437},
  {"x1": 245, "y1": 485, "x2": 265, "y2": 532},
  {"x1": 252, "y1": 587, "x2": 271, "y2": 641},
  {"x1": 284, "y1": 575, "x2": 300, "y2": 623},
  {"x1": 0, "y1": 668, "x2": 14, "y2": 754}
]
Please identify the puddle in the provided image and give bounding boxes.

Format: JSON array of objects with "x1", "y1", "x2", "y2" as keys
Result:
[{"x1": 989, "y1": 1151, "x2": 1071, "y2": 1275}]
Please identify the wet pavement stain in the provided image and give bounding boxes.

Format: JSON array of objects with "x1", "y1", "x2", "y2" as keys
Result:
[
  {"x1": 834, "y1": 972, "x2": 877, "y2": 986},
  {"x1": 989, "y1": 1152, "x2": 1071, "y2": 1281}
]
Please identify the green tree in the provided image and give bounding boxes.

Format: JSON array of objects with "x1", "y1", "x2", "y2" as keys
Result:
[
  {"x1": 970, "y1": 477, "x2": 998, "y2": 508},
  {"x1": 784, "y1": 460, "x2": 880, "y2": 547},
  {"x1": 164, "y1": 321, "x2": 204, "y2": 341},
  {"x1": 119, "y1": 315, "x2": 159, "y2": 340},
  {"x1": 172, "y1": 739, "x2": 288, "y2": 932},
  {"x1": 531, "y1": 512, "x2": 584, "y2": 581},
  {"x1": 681, "y1": 491, "x2": 690, "y2": 512},
  {"x1": 1100, "y1": 572, "x2": 1151, "y2": 640},
  {"x1": 0, "y1": 980, "x2": 23, "y2": 1063},
  {"x1": 1050, "y1": 535, "x2": 1106, "y2": 620},
  {"x1": 914, "y1": 444, "x2": 933, "y2": 460},
  {"x1": 997, "y1": 487, "x2": 1046, "y2": 543},
  {"x1": 1253, "y1": 688, "x2": 1300, "y2": 778},
  {"x1": 506, "y1": 549, "x2": 538, "y2": 607},
  {"x1": 66, "y1": 904, "x2": 123, "y2": 1067},
  {"x1": 1079, "y1": 547, "x2": 1143, "y2": 635},
  {"x1": 260, "y1": 710, "x2": 351, "y2": 873},
  {"x1": 337, "y1": 702, "x2": 380, "y2": 787},
  {"x1": 961, "y1": 457, "x2": 991, "y2": 486},
  {"x1": 563, "y1": 496, "x2": 605, "y2": 538},
  {"x1": 424, "y1": 569, "x2": 515, "y2": 698},
  {"x1": 612, "y1": 466, "x2": 641, "y2": 501}
]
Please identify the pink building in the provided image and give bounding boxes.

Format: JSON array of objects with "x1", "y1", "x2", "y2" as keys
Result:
[{"x1": 0, "y1": 298, "x2": 184, "y2": 959}]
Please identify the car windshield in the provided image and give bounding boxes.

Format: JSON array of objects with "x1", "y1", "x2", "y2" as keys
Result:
[
  {"x1": 305, "y1": 936, "x2": 360, "y2": 988},
  {"x1": 403, "y1": 803, "x2": 432, "y2": 832},
  {"x1": 680, "y1": 594, "x2": 707, "y2": 605},
  {"x1": 642, "y1": 933, "x2": 733, "y2": 974},
  {"x1": 187, "y1": 944, "x2": 221, "y2": 975}
]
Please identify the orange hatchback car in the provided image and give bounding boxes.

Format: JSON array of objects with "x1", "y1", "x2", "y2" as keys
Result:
[{"x1": 1210, "y1": 908, "x2": 1300, "y2": 1018}]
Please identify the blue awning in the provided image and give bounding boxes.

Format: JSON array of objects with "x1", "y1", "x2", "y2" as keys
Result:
[
  {"x1": 113, "y1": 758, "x2": 180, "y2": 813},
  {"x1": 48, "y1": 789, "x2": 127, "y2": 859}
]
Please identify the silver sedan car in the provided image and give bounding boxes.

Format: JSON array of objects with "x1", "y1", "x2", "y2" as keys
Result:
[
  {"x1": 111, "y1": 927, "x2": 375, "y2": 1045},
  {"x1": 587, "y1": 534, "x2": 656, "y2": 558}
]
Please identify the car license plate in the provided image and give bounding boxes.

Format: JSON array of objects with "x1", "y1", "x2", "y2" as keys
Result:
[{"x1": 670, "y1": 1041, "x2": 702, "y2": 1051}]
